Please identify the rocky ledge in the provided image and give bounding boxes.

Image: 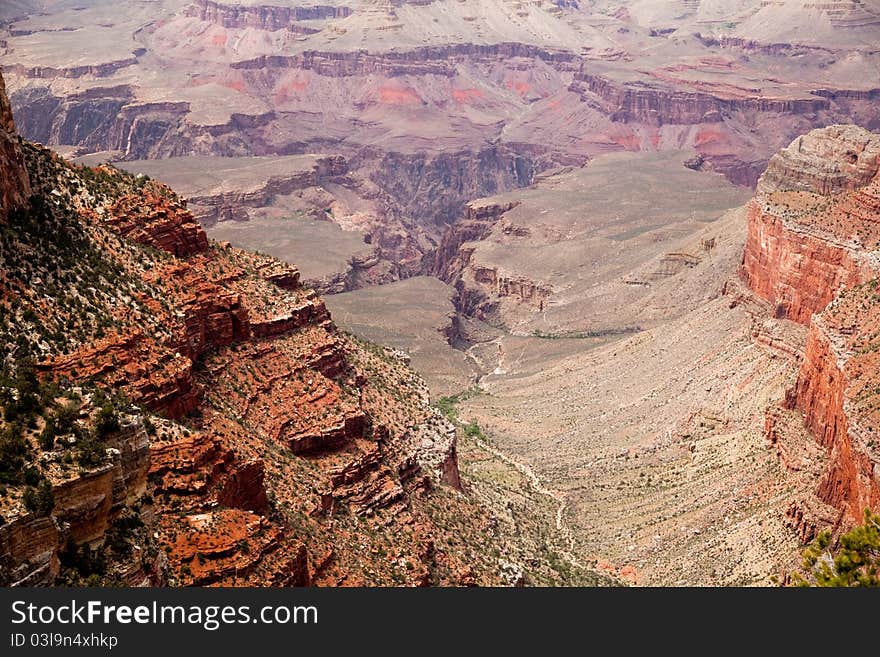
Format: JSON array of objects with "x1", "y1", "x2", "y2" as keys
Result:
[
  {"x1": 0, "y1": 68, "x2": 505, "y2": 587},
  {"x1": 742, "y1": 125, "x2": 880, "y2": 528}
]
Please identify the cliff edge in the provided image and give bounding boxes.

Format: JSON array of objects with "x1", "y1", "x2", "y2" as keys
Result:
[
  {"x1": 0, "y1": 69, "x2": 29, "y2": 219},
  {"x1": 742, "y1": 124, "x2": 880, "y2": 530}
]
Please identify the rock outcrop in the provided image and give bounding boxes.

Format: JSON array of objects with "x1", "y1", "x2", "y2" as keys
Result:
[
  {"x1": 742, "y1": 125, "x2": 880, "y2": 324},
  {"x1": 43, "y1": 333, "x2": 202, "y2": 421},
  {"x1": 230, "y1": 42, "x2": 579, "y2": 76},
  {"x1": 742, "y1": 125, "x2": 880, "y2": 526},
  {"x1": 0, "y1": 516, "x2": 62, "y2": 587},
  {"x1": 0, "y1": 63, "x2": 503, "y2": 586},
  {"x1": 188, "y1": 155, "x2": 348, "y2": 224},
  {"x1": 433, "y1": 197, "x2": 554, "y2": 321},
  {"x1": 433, "y1": 200, "x2": 519, "y2": 280},
  {"x1": 0, "y1": 69, "x2": 29, "y2": 219},
  {"x1": 756, "y1": 125, "x2": 880, "y2": 195},
  {"x1": 103, "y1": 191, "x2": 209, "y2": 257},
  {"x1": 571, "y1": 71, "x2": 830, "y2": 126},
  {"x1": 792, "y1": 291, "x2": 880, "y2": 517}
]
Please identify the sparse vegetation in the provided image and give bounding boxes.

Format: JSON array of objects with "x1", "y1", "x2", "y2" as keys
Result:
[
  {"x1": 530, "y1": 326, "x2": 642, "y2": 340},
  {"x1": 791, "y1": 510, "x2": 880, "y2": 587},
  {"x1": 22, "y1": 480, "x2": 55, "y2": 517}
]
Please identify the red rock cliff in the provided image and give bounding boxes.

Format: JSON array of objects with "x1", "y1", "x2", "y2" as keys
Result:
[
  {"x1": 740, "y1": 201, "x2": 873, "y2": 324},
  {"x1": 743, "y1": 125, "x2": 880, "y2": 525},
  {"x1": 742, "y1": 125, "x2": 880, "y2": 324},
  {"x1": 794, "y1": 297, "x2": 880, "y2": 517},
  {"x1": 0, "y1": 68, "x2": 30, "y2": 219}
]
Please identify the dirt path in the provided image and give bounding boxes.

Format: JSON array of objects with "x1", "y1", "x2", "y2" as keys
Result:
[
  {"x1": 468, "y1": 430, "x2": 595, "y2": 575},
  {"x1": 462, "y1": 338, "x2": 618, "y2": 582}
]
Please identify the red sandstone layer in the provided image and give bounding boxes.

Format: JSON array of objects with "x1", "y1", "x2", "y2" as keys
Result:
[{"x1": 742, "y1": 125, "x2": 880, "y2": 527}]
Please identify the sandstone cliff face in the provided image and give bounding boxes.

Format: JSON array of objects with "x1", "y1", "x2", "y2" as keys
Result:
[
  {"x1": 793, "y1": 296, "x2": 880, "y2": 517},
  {"x1": 43, "y1": 333, "x2": 202, "y2": 421},
  {"x1": 0, "y1": 69, "x2": 29, "y2": 219},
  {"x1": 51, "y1": 423, "x2": 150, "y2": 545},
  {"x1": 743, "y1": 125, "x2": 880, "y2": 526},
  {"x1": 571, "y1": 71, "x2": 830, "y2": 127},
  {"x1": 0, "y1": 70, "x2": 504, "y2": 586},
  {"x1": 740, "y1": 201, "x2": 873, "y2": 324},
  {"x1": 0, "y1": 516, "x2": 61, "y2": 586},
  {"x1": 757, "y1": 125, "x2": 880, "y2": 195}
]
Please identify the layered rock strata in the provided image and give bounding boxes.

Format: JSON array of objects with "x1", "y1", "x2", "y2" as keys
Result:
[{"x1": 742, "y1": 125, "x2": 880, "y2": 524}]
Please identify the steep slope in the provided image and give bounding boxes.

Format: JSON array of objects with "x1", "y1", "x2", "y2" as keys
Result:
[
  {"x1": 742, "y1": 125, "x2": 880, "y2": 530},
  {"x1": 0, "y1": 69, "x2": 566, "y2": 588}
]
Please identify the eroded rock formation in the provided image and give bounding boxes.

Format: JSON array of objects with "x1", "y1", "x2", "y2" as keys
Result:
[
  {"x1": 742, "y1": 125, "x2": 880, "y2": 525},
  {"x1": 0, "y1": 69, "x2": 29, "y2": 219},
  {"x1": 0, "y1": 68, "x2": 505, "y2": 587},
  {"x1": 0, "y1": 421, "x2": 152, "y2": 586}
]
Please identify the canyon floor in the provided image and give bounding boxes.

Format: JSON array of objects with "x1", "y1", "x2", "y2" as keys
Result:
[{"x1": 327, "y1": 156, "x2": 813, "y2": 585}]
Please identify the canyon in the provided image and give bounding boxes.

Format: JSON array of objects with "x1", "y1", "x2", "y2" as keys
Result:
[
  {"x1": 0, "y1": 72, "x2": 605, "y2": 586},
  {"x1": 2, "y1": 1, "x2": 880, "y2": 587},
  {"x1": 2, "y1": 1, "x2": 880, "y2": 296},
  {"x1": 322, "y1": 126, "x2": 880, "y2": 585}
]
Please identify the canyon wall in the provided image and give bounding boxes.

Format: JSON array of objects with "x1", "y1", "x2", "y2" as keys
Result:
[
  {"x1": 230, "y1": 42, "x2": 579, "y2": 77},
  {"x1": 432, "y1": 199, "x2": 535, "y2": 320},
  {"x1": 742, "y1": 125, "x2": 880, "y2": 524},
  {"x1": 370, "y1": 146, "x2": 535, "y2": 235},
  {"x1": 740, "y1": 202, "x2": 872, "y2": 324},
  {"x1": 188, "y1": 0, "x2": 351, "y2": 33},
  {"x1": 433, "y1": 200, "x2": 519, "y2": 279},
  {"x1": 571, "y1": 71, "x2": 830, "y2": 126},
  {"x1": 0, "y1": 69, "x2": 29, "y2": 219}
]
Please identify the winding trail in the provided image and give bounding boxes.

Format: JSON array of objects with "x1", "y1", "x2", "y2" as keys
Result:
[
  {"x1": 463, "y1": 338, "x2": 596, "y2": 573},
  {"x1": 459, "y1": 334, "x2": 621, "y2": 582},
  {"x1": 470, "y1": 432, "x2": 591, "y2": 572}
]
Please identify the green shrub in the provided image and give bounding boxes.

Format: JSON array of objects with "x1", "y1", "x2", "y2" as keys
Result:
[
  {"x1": 0, "y1": 423, "x2": 29, "y2": 483},
  {"x1": 106, "y1": 513, "x2": 144, "y2": 557},
  {"x1": 23, "y1": 465, "x2": 43, "y2": 487},
  {"x1": 52, "y1": 403, "x2": 79, "y2": 434},
  {"x1": 76, "y1": 433, "x2": 106, "y2": 469},
  {"x1": 22, "y1": 480, "x2": 54, "y2": 517},
  {"x1": 94, "y1": 404, "x2": 120, "y2": 439},
  {"x1": 793, "y1": 510, "x2": 880, "y2": 586},
  {"x1": 38, "y1": 421, "x2": 56, "y2": 450}
]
